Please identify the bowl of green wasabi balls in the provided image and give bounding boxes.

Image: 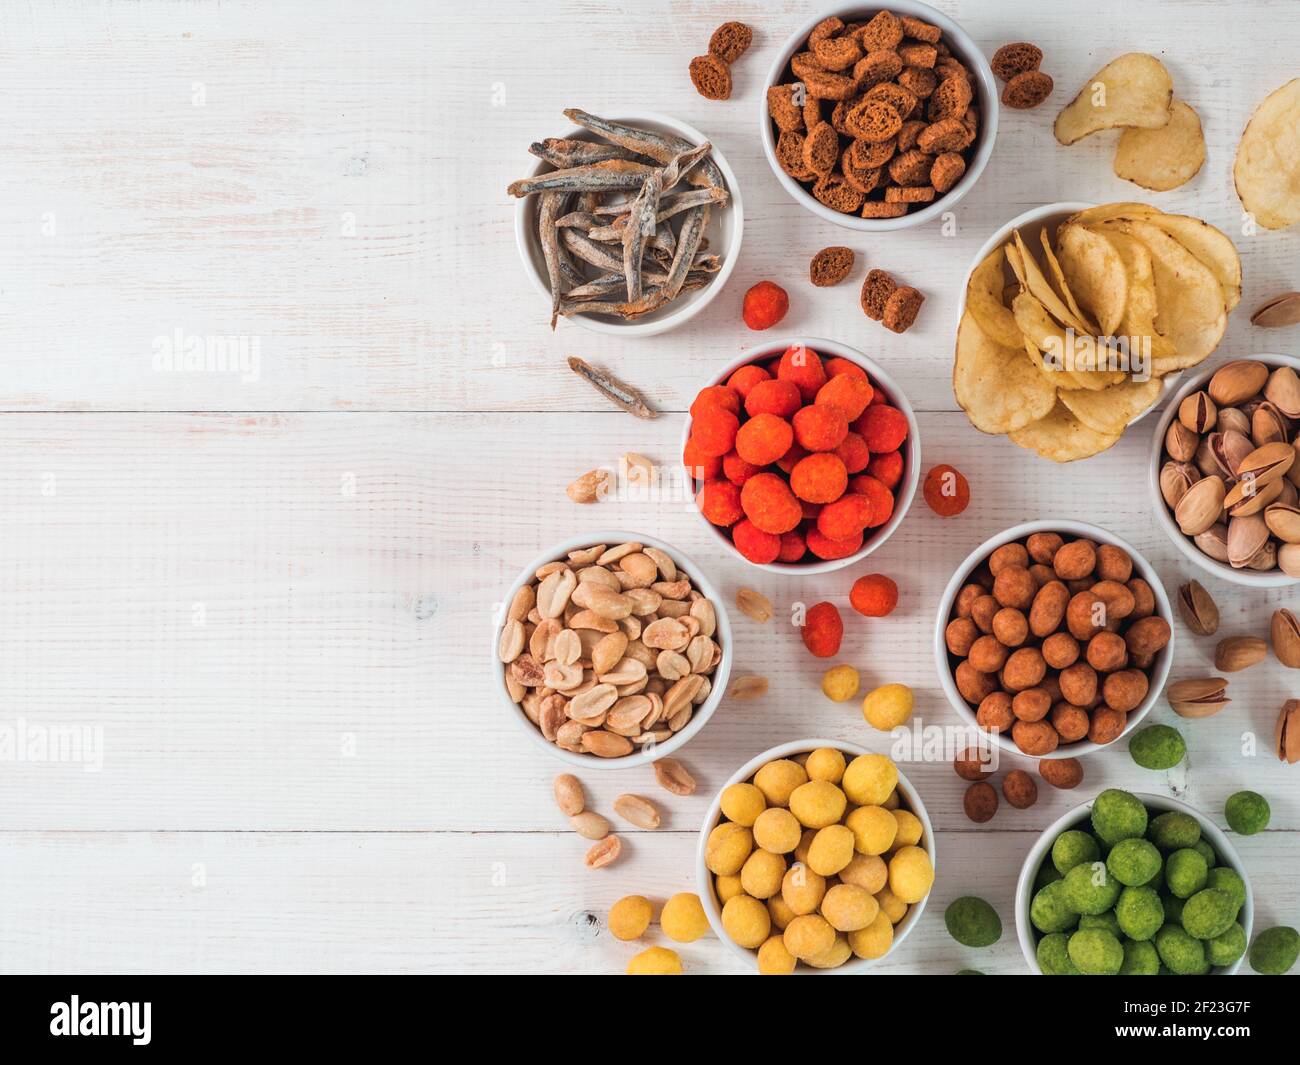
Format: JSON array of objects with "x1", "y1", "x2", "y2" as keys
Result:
[{"x1": 1015, "y1": 789, "x2": 1254, "y2": 975}]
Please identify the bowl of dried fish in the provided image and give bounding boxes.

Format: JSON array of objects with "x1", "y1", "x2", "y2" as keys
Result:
[{"x1": 510, "y1": 109, "x2": 742, "y2": 336}]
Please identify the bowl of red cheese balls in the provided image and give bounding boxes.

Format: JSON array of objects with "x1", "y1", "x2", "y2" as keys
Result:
[
  {"x1": 935, "y1": 520, "x2": 1174, "y2": 760},
  {"x1": 682, "y1": 338, "x2": 920, "y2": 573}
]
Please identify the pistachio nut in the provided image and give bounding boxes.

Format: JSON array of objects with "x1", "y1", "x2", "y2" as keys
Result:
[
  {"x1": 1193, "y1": 437, "x2": 1220, "y2": 478},
  {"x1": 1214, "y1": 635, "x2": 1268, "y2": 672},
  {"x1": 1178, "y1": 390, "x2": 1217, "y2": 434},
  {"x1": 1281, "y1": 542, "x2": 1300, "y2": 578},
  {"x1": 1272, "y1": 609, "x2": 1300, "y2": 668},
  {"x1": 1175, "y1": 474, "x2": 1225, "y2": 536},
  {"x1": 1251, "y1": 401, "x2": 1290, "y2": 447},
  {"x1": 1289, "y1": 439, "x2": 1300, "y2": 489},
  {"x1": 1176, "y1": 580, "x2": 1219, "y2": 636},
  {"x1": 1166, "y1": 676, "x2": 1230, "y2": 718},
  {"x1": 1252, "y1": 294, "x2": 1300, "y2": 330},
  {"x1": 1227, "y1": 513, "x2": 1269, "y2": 568},
  {"x1": 1210, "y1": 429, "x2": 1254, "y2": 479},
  {"x1": 1236, "y1": 440, "x2": 1296, "y2": 490},
  {"x1": 1164, "y1": 419, "x2": 1199, "y2": 462},
  {"x1": 1216, "y1": 407, "x2": 1251, "y2": 437},
  {"x1": 1266, "y1": 503, "x2": 1300, "y2": 543},
  {"x1": 1225, "y1": 473, "x2": 1283, "y2": 516},
  {"x1": 1209, "y1": 360, "x2": 1269, "y2": 407},
  {"x1": 1278, "y1": 700, "x2": 1300, "y2": 764},
  {"x1": 1160, "y1": 461, "x2": 1200, "y2": 509},
  {"x1": 1279, "y1": 479, "x2": 1300, "y2": 507},
  {"x1": 1194, "y1": 522, "x2": 1230, "y2": 563},
  {"x1": 1264, "y1": 366, "x2": 1300, "y2": 416},
  {"x1": 1248, "y1": 540, "x2": 1278, "y2": 571}
]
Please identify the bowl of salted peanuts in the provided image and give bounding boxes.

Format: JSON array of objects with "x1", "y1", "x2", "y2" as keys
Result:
[{"x1": 696, "y1": 739, "x2": 936, "y2": 973}]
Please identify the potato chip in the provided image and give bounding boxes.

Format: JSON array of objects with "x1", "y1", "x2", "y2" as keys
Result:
[
  {"x1": 1010, "y1": 231, "x2": 1092, "y2": 333},
  {"x1": 1085, "y1": 226, "x2": 1176, "y2": 367},
  {"x1": 1114, "y1": 99, "x2": 1205, "y2": 192},
  {"x1": 1039, "y1": 228, "x2": 1097, "y2": 335},
  {"x1": 965, "y1": 248, "x2": 1022, "y2": 348},
  {"x1": 1053, "y1": 53, "x2": 1173, "y2": 146},
  {"x1": 1134, "y1": 213, "x2": 1241, "y2": 311},
  {"x1": 1234, "y1": 78, "x2": 1300, "y2": 231},
  {"x1": 952, "y1": 311, "x2": 1057, "y2": 434},
  {"x1": 1056, "y1": 223, "x2": 1128, "y2": 337},
  {"x1": 1011, "y1": 293, "x2": 1124, "y2": 391},
  {"x1": 1058, "y1": 377, "x2": 1161, "y2": 435},
  {"x1": 1009, "y1": 402, "x2": 1122, "y2": 463},
  {"x1": 1067, "y1": 202, "x2": 1157, "y2": 227}
]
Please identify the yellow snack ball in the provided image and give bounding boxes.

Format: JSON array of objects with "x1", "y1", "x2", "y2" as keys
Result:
[
  {"x1": 752, "y1": 807, "x2": 802, "y2": 854},
  {"x1": 848, "y1": 911, "x2": 894, "y2": 960},
  {"x1": 757, "y1": 934, "x2": 797, "y2": 975},
  {"x1": 804, "y1": 746, "x2": 847, "y2": 783},
  {"x1": 767, "y1": 892, "x2": 797, "y2": 931},
  {"x1": 888, "y1": 844, "x2": 934, "y2": 904},
  {"x1": 720, "y1": 782, "x2": 766, "y2": 827},
  {"x1": 821, "y1": 664, "x2": 860, "y2": 702},
  {"x1": 882, "y1": 788, "x2": 901, "y2": 810},
  {"x1": 788, "y1": 779, "x2": 848, "y2": 829},
  {"x1": 781, "y1": 862, "x2": 827, "y2": 915},
  {"x1": 740, "y1": 848, "x2": 787, "y2": 899},
  {"x1": 862, "y1": 682, "x2": 914, "y2": 730},
  {"x1": 804, "y1": 933, "x2": 853, "y2": 969},
  {"x1": 845, "y1": 805, "x2": 898, "y2": 855},
  {"x1": 753, "y1": 759, "x2": 808, "y2": 807},
  {"x1": 820, "y1": 883, "x2": 880, "y2": 932},
  {"x1": 608, "y1": 895, "x2": 653, "y2": 941},
  {"x1": 875, "y1": 885, "x2": 909, "y2": 924},
  {"x1": 842, "y1": 753, "x2": 899, "y2": 806},
  {"x1": 840, "y1": 853, "x2": 889, "y2": 893},
  {"x1": 807, "y1": 824, "x2": 856, "y2": 877},
  {"x1": 715, "y1": 874, "x2": 744, "y2": 903},
  {"x1": 705, "y1": 821, "x2": 753, "y2": 876},
  {"x1": 783, "y1": 913, "x2": 836, "y2": 960},
  {"x1": 627, "y1": 945, "x2": 682, "y2": 974},
  {"x1": 721, "y1": 894, "x2": 771, "y2": 949},
  {"x1": 660, "y1": 892, "x2": 709, "y2": 943},
  {"x1": 890, "y1": 808, "x2": 924, "y2": 851},
  {"x1": 794, "y1": 828, "x2": 817, "y2": 864}
]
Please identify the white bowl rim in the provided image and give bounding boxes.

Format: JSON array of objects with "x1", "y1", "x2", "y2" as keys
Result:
[
  {"x1": 1013, "y1": 791, "x2": 1254, "y2": 975},
  {"x1": 933, "y1": 519, "x2": 1175, "y2": 760},
  {"x1": 512, "y1": 110, "x2": 743, "y2": 338},
  {"x1": 680, "y1": 337, "x2": 922, "y2": 575},
  {"x1": 694, "y1": 737, "x2": 937, "y2": 973},
  {"x1": 759, "y1": 0, "x2": 999, "y2": 232},
  {"x1": 491, "y1": 530, "x2": 733, "y2": 769},
  {"x1": 1148, "y1": 353, "x2": 1300, "y2": 588}
]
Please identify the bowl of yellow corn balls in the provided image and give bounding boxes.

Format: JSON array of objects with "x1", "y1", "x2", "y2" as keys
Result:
[{"x1": 695, "y1": 739, "x2": 937, "y2": 973}]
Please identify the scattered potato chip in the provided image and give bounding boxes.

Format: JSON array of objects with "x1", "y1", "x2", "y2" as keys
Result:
[
  {"x1": 953, "y1": 311, "x2": 1057, "y2": 434},
  {"x1": 1055, "y1": 223, "x2": 1128, "y2": 337},
  {"x1": 1234, "y1": 78, "x2": 1300, "y2": 231},
  {"x1": 1114, "y1": 99, "x2": 1205, "y2": 192},
  {"x1": 1058, "y1": 377, "x2": 1161, "y2": 435},
  {"x1": 1053, "y1": 53, "x2": 1173, "y2": 145},
  {"x1": 1008, "y1": 402, "x2": 1121, "y2": 463},
  {"x1": 965, "y1": 248, "x2": 1022, "y2": 348}
]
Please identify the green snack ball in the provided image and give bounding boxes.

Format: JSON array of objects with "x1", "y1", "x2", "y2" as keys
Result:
[
  {"x1": 1224, "y1": 791, "x2": 1270, "y2": 835},
  {"x1": 1155, "y1": 923, "x2": 1207, "y2": 974},
  {"x1": 1116, "y1": 885, "x2": 1165, "y2": 942},
  {"x1": 945, "y1": 896, "x2": 1002, "y2": 947},
  {"x1": 1181, "y1": 889, "x2": 1237, "y2": 939},
  {"x1": 1052, "y1": 830, "x2": 1100, "y2": 875},
  {"x1": 1163, "y1": 894, "x2": 1185, "y2": 925},
  {"x1": 1192, "y1": 839, "x2": 1216, "y2": 868},
  {"x1": 1036, "y1": 932, "x2": 1081, "y2": 975},
  {"x1": 1166, "y1": 848, "x2": 1209, "y2": 898},
  {"x1": 1128, "y1": 724, "x2": 1186, "y2": 770},
  {"x1": 1063, "y1": 861, "x2": 1122, "y2": 915},
  {"x1": 1120, "y1": 938, "x2": 1161, "y2": 975},
  {"x1": 1249, "y1": 926, "x2": 1300, "y2": 975},
  {"x1": 1080, "y1": 911, "x2": 1122, "y2": 937},
  {"x1": 1205, "y1": 867, "x2": 1246, "y2": 913},
  {"x1": 1206, "y1": 922, "x2": 1247, "y2": 968},
  {"x1": 955, "y1": 968, "x2": 984, "y2": 975},
  {"x1": 1068, "y1": 927, "x2": 1124, "y2": 975},
  {"x1": 1091, "y1": 789, "x2": 1148, "y2": 847},
  {"x1": 1031, "y1": 879, "x2": 1080, "y2": 934},
  {"x1": 1107, "y1": 838, "x2": 1162, "y2": 886},
  {"x1": 1035, "y1": 861, "x2": 1064, "y2": 891},
  {"x1": 1148, "y1": 810, "x2": 1201, "y2": 850}
]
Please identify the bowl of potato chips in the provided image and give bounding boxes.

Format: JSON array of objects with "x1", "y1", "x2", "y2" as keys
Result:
[{"x1": 953, "y1": 200, "x2": 1242, "y2": 462}]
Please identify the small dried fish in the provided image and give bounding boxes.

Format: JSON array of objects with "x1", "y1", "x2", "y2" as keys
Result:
[
  {"x1": 507, "y1": 159, "x2": 655, "y2": 197},
  {"x1": 623, "y1": 169, "x2": 663, "y2": 302},
  {"x1": 561, "y1": 228, "x2": 627, "y2": 274},
  {"x1": 591, "y1": 187, "x2": 727, "y2": 217},
  {"x1": 563, "y1": 109, "x2": 725, "y2": 191},
  {"x1": 538, "y1": 190, "x2": 566, "y2": 329},
  {"x1": 554, "y1": 211, "x2": 602, "y2": 230},
  {"x1": 661, "y1": 205, "x2": 709, "y2": 301},
  {"x1": 528, "y1": 137, "x2": 638, "y2": 169},
  {"x1": 567, "y1": 356, "x2": 657, "y2": 419}
]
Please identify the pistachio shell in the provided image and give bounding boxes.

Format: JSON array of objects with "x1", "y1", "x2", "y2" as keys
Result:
[
  {"x1": 1164, "y1": 420, "x2": 1200, "y2": 462},
  {"x1": 1160, "y1": 461, "x2": 1200, "y2": 509},
  {"x1": 1252, "y1": 294, "x2": 1300, "y2": 330},
  {"x1": 1216, "y1": 407, "x2": 1251, "y2": 437},
  {"x1": 1237, "y1": 440, "x2": 1296, "y2": 489},
  {"x1": 1167, "y1": 676, "x2": 1230, "y2": 718},
  {"x1": 1178, "y1": 391, "x2": 1217, "y2": 434},
  {"x1": 1272, "y1": 608, "x2": 1300, "y2": 668},
  {"x1": 1225, "y1": 473, "x2": 1283, "y2": 516},
  {"x1": 1251, "y1": 401, "x2": 1290, "y2": 446},
  {"x1": 1175, "y1": 475, "x2": 1226, "y2": 536},
  {"x1": 1280, "y1": 542, "x2": 1300, "y2": 578},
  {"x1": 1209, "y1": 360, "x2": 1269, "y2": 407},
  {"x1": 1227, "y1": 512, "x2": 1269, "y2": 568},
  {"x1": 1265, "y1": 503, "x2": 1300, "y2": 543},
  {"x1": 1215, "y1": 635, "x2": 1267, "y2": 671},
  {"x1": 1278, "y1": 700, "x2": 1300, "y2": 763},
  {"x1": 1176, "y1": 580, "x2": 1219, "y2": 636},
  {"x1": 1194, "y1": 522, "x2": 1230, "y2": 563},
  {"x1": 1248, "y1": 540, "x2": 1278, "y2": 571}
]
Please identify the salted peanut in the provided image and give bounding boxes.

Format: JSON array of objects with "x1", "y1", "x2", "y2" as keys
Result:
[
  {"x1": 614, "y1": 794, "x2": 661, "y2": 829},
  {"x1": 585, "y1": 835, "x2": 622, "y2": 868},
  {"x1": 570, "y1": 810, "x2": 609, "y2": 840},
  {"x1": 781, "y1": 861, "x2": 827, "y2": 915},
  {"x1": 653, "y1": 757, "x2": 696, "y2": 796},
  {"x1": 554, "y1": 774, "x2": 585, "y2": 816}
]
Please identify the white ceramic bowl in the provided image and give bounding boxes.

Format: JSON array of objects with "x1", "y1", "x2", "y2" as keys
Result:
[
  {"x1": 492, "y1": 531, "x2": 732, "y2": 769},
  {"x1": 681, "y1": 337, "x2": 920, "y2": 575},
  {"x1": 934, "y1": 520, "x2": 1175, "y2": 761},
  {"x1": 513, "y1": 111, "x2": 742, "y2": 337},
  {"x1": 696, "y1": 739, "x2": 936, "y2": 973},
  {"x1": 1015, "y1": 792, "x2": 1254, "y2": 975},
  {"x1": 760, "y1": 1, "x2": 998, "y2": 232},
  {"x1": 959, "y1": 201, "x2": 1179, "y2": 426},
  {"x1": 1148, "y1": 353, "x2": 1300, "y2": 589}
]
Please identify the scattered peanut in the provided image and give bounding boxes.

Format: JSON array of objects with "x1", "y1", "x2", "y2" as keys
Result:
[{"x1": 653, "y1": 757, "x2": 697, "y2": 796}]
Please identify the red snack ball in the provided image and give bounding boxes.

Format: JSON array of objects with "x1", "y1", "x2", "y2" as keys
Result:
[
  {"x1": 834, "y1": 431, "x2": 871, "y2": 474},
  {"x1": 742, "y1": 281, "x2": 790, "y2": 331},
  {"x1": 740, "y1": 472, "x2": 803, "y2": 534},
  {"x1": 790, "y1": 452, "x2": 848, "y2": 504},
  {"x1": 818, "y1": 492, "x2": 873, "y2": 540},
  {"x1": 732, "y1": 518, "x2": 781, "y2": 564},
  {"x1": 697, "y1": 478, "x2": 744, "y2": 526},
  {"x1": 850, "y1": 574, "x2": 899, "y2": 617},
  {"x1": 793, "y1": 404, "x2": 848, "y2": 452},
  {"x1": 690, "y1": 406, "x2": 739, "y2": 457},
  {"x1": 806, "y1": 525, "x2": 864, "y2": 560},
  {"x1": 801, "y1": 601, "x2": 844, "y2": 658},
  {"x1": 866, "y1": 449, "x2": 903, "y2": 489},
  {"x1": 923, "y1": 463, "x2": 970, "y2": 517},
  {"x1": 683, "y1": 436, "x2": 722, "y2": 481},
  {"x1": 824, "y1": 357, "x2": 869, "y2": 380},
  {"x1": 735, "y1": 413, "x2": 794, "y2": 466},
  {"x1": 854, "y1": 404, "x2": 909, "y2": 452},
  {"x1": 726, "y1": 363, "x2": 771, "y2": 399},
  {"x1": 776, "y1": 345, "x2": 828, "y2": 401},
  {"x1": 745, "y1": 378, "x2": 802, "y2": 419},
  {"x1": 816, "y1": 374, "x2": 874, "y2": 421},
  {"x1": 690, "y1": 385, "x2": 741, "y2": 418},
  {"x1": 849, "y1": 474, "x2": 895, "y2": 528},
  {"x1": 776, "y1": 441, "x2": 809, "y2": 474},
  {"x1": 777, "y1": 529, "x2": 807, "y2": 563},
  {"x1": 722, "y1": 450, "x2": 763, "y2": 486}
]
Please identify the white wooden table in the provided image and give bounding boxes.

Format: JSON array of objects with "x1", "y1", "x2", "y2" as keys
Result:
[{"x1": 0, "y1": 0, "x2": 1296, "y2": 974}]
